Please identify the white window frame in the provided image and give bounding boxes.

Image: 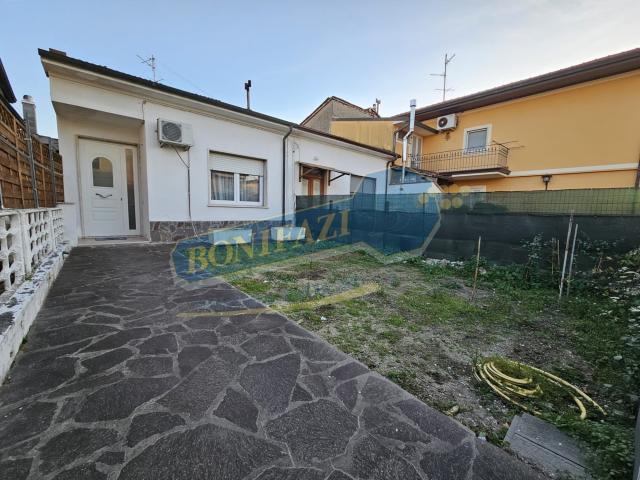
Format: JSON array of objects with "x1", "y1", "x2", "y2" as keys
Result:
[
  {"x1": 237, "y1": 172, "x2": 264, "y2": 206},
  {"x1": 208, "y1": 153, "x2": 266, "y2": 207},
  {"x1": 463, "y1": 124, "x2": 492, "y2": 152}
]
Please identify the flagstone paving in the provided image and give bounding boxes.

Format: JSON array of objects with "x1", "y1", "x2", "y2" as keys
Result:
[{"x1": 0, "y1": 245, "x2": 546, "y2": 480}]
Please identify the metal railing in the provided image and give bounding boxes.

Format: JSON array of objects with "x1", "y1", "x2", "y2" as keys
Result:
[
  {"x1": 0, "y1": 207, "x2": 64, "y2": 301},
  {"x1": 410, "y1": 144, "x2": 509, "y2": 175}
]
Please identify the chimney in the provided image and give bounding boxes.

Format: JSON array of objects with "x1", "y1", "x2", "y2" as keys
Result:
[{"x1": 22, "y1": 95, "x2": 37, "y2": 135}]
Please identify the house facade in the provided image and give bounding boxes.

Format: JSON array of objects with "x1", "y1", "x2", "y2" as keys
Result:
[
  {"x1": 300, "y1": 96, "x2": 379, "y2": 133},
  {"x1": 323, "y1": 48, "x2": 640, "y2": 192},
  {"x1": 39, "y1": 49, "x2": 424, "y2": 244}
]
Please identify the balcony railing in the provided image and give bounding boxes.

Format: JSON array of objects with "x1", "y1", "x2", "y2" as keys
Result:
[{"x1": 410, "y1": 144, "x2": 509, "y2": 176}]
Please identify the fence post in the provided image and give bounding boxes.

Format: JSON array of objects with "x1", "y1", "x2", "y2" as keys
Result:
[
  {"x1": 24, "y1": 121, "x2": 39, "y2": 208},
  {"x1": 48, "y1": 139, "x2": 57, "y2": 206},
  {"x1": 11, "y1": 116, "x2": 26, "y2": 208}
]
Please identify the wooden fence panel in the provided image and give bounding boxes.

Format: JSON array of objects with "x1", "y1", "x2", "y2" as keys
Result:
[{"x1": 0, "y1": 100, "x2": 63, "y2": 209}]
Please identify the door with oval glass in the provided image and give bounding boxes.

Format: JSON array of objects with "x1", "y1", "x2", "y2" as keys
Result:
[{"x1": 79, "y1": 139, "x2": 139, "y2": 237}]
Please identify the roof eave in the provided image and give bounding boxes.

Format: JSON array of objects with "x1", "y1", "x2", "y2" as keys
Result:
[
  {"x1": 392, "y1": 47, "x2": 640, "y2": 121},
  {"x1": 38, "y1": 49, "x2": 395, "y2": 159},
  {"x1": 0, "y1": 59, "x2": 17, "y2": 104}
]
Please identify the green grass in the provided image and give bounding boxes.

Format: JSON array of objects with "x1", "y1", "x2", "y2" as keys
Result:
[
  {"x1": 399, "y1": 288, "x2": 480, "y2": 325},
  {"x1": 231, "y1": 278, "x2": 270, "y2": 296},
  {"x1": 385, "y1": 314, "x2": 406, "y2": 327},
  {"x1": 386, "y1": 368, "x2": 420, "y2": 396}
]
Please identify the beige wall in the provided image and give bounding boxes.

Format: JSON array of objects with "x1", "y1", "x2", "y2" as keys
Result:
[
  {"x1": 444, "y1": 169, "x2": 637, "y2": 193},
  {"x1": 304, "y1": 100, "x2": 376, "y2": 133},
  {"x1": 330, "y1": 120, "x2": 397, "y2": 151},
  {"x1": 330, "y1": 71, "x2": 640, "y2": 191}
]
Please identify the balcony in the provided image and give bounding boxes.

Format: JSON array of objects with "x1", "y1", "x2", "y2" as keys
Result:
[{"x1": 410, "y1": 144, "x2": 510, "y2": 179}]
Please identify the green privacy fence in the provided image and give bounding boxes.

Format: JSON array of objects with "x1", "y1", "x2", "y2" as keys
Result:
[
  {"x1": 297, "y1": 188, "x2": 640, "y2": 216},
  {"x1": 296, "y1": 189, "x2": 640, "y2": 263},
  {"x1": 437, "y1": 188, "x2": 640, "y2": 216}
]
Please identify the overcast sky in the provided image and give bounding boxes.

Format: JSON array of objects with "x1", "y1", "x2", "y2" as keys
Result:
[{"x1": 1, "y1": 0, "x2": 639, "y2": 138}]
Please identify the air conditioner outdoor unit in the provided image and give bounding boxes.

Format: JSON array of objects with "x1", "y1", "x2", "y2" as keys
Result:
[
  {"x1": 436, "y1": 114, "x2": 457, "y2": 131},
  {"x1": 158, "y1": 119, "x2": 194, "y2": 149}
]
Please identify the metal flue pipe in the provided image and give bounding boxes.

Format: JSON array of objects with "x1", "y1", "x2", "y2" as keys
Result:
[{"x1": 401, "y1": 99, "x2": 416, "y2": 184}]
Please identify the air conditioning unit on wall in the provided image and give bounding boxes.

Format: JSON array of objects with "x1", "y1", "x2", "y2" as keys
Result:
[
  {"x1": 158, "y1": 119, "x2": 194, "y2": 149},
  {"x1": 436, "y1": 114, "x2": 457, "y2": 131}
]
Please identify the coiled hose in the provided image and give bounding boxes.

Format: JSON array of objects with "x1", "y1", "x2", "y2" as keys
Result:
[{"x1": 474, "y1": 358, "x2": 606, "y2": 420}]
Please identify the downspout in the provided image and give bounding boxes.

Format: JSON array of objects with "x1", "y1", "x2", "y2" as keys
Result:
[
  {"x1": 282, "y1": 126, "x2": 293, "y2": 223},
  {"x1": 383, "y1": 128, "x2": 399, "y2": 252},
  {"x1": 385, "y1": 129, "x2": 399, "y2": 198},
  {"x1": 401, "y1": 99, "x2": 417, "y2": 184}
]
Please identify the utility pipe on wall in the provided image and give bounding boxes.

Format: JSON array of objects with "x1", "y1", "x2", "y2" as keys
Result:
[
  {"x1": 282, "y1": 126, "x2": 293, "y2": 222},
  {"x1": 401, "y1": 99, "x2": 416, "y2": 184},
  {"x1": 385, "y1": 130, "x2": 399, "y2": 198}
]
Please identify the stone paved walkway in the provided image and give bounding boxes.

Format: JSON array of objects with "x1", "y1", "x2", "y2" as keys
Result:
[{"x1": 0, "y1": 245, "x2": 545, "y2": 480}]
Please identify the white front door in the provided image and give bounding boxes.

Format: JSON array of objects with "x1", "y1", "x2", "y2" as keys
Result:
[{"x1": 79, "y1": 139, "x2": 139, "y2": 237}]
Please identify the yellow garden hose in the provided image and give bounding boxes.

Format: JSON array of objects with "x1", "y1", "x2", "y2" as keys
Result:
[{"x1": 474, "y1": 358, "x2": 605, "y2": 420}]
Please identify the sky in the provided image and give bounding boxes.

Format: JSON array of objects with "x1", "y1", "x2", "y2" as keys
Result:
[{"x1": 1, "y1": 0, "x2": 639, "y2": 138}]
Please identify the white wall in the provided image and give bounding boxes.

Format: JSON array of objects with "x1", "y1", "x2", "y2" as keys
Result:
[
  {"x1": 142, "y1": 102, "x2": 285, "y2": 222},
  {"x1": 289, "y1": 136, "x2": 390, "y2": 201},
  {"x1": 51, "y1": 77, "x2": 144, "y2": 120},
  {"x1": 386, "y1": 182, "x2": 441, "y2": 195},
  {"x1": 49, "y1": 73, "x2": 395, "y2": 240}
]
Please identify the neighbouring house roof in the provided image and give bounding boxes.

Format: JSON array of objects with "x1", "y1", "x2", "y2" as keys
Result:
[
  {"x1": 392, "y1": 47, "x2": 640, "y2": 122},
  {"x1": 300, "y1": 96, "x2": 379, "y2": 126},
  {"x1": 38, "y1": 49, "x2": 396, "y2": 158},
  {"x1": 0, "y1": 58, "x2": 16, "y2": 104},
  {"x1": 331, "y1": 117, "x2": 393, "y2": 122}
]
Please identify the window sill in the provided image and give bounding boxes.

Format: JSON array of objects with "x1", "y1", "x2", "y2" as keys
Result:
[{"x1": 208, "y1": 202, "x2": 268, "y2": 209}]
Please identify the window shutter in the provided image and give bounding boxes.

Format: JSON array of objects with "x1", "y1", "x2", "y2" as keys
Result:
[{"x1": 209, "y1": 153, "x2": 264, "y2": 176}]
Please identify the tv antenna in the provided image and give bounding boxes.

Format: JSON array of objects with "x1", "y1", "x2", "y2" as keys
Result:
[
  {"x1": 137, "y1": 54, "x2": 162, "y2": 83},
  {"x1": 430, "y1": 53, "x2": 455, "y2": 102}
]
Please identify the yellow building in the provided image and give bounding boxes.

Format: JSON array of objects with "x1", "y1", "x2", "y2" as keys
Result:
[{"x1": 308, "y1": 48, "x2": 640, "y2": 192}]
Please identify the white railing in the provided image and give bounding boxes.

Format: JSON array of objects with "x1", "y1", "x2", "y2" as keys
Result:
[
  {"x1": 0, "y1": 207, "x2": 64, "y2": 301},
  {"x1": 0, "y1": 211, "x2": 24, "y2": 297}
]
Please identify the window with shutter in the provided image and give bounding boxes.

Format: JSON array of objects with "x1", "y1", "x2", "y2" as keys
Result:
[{"x1": 208, "y1": 152, "x2": 265, "y2": 205}]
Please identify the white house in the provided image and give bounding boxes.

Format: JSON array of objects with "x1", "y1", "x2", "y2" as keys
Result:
[{"x1": 39, "y1": 49, "x2": 436, "y2": 244}]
